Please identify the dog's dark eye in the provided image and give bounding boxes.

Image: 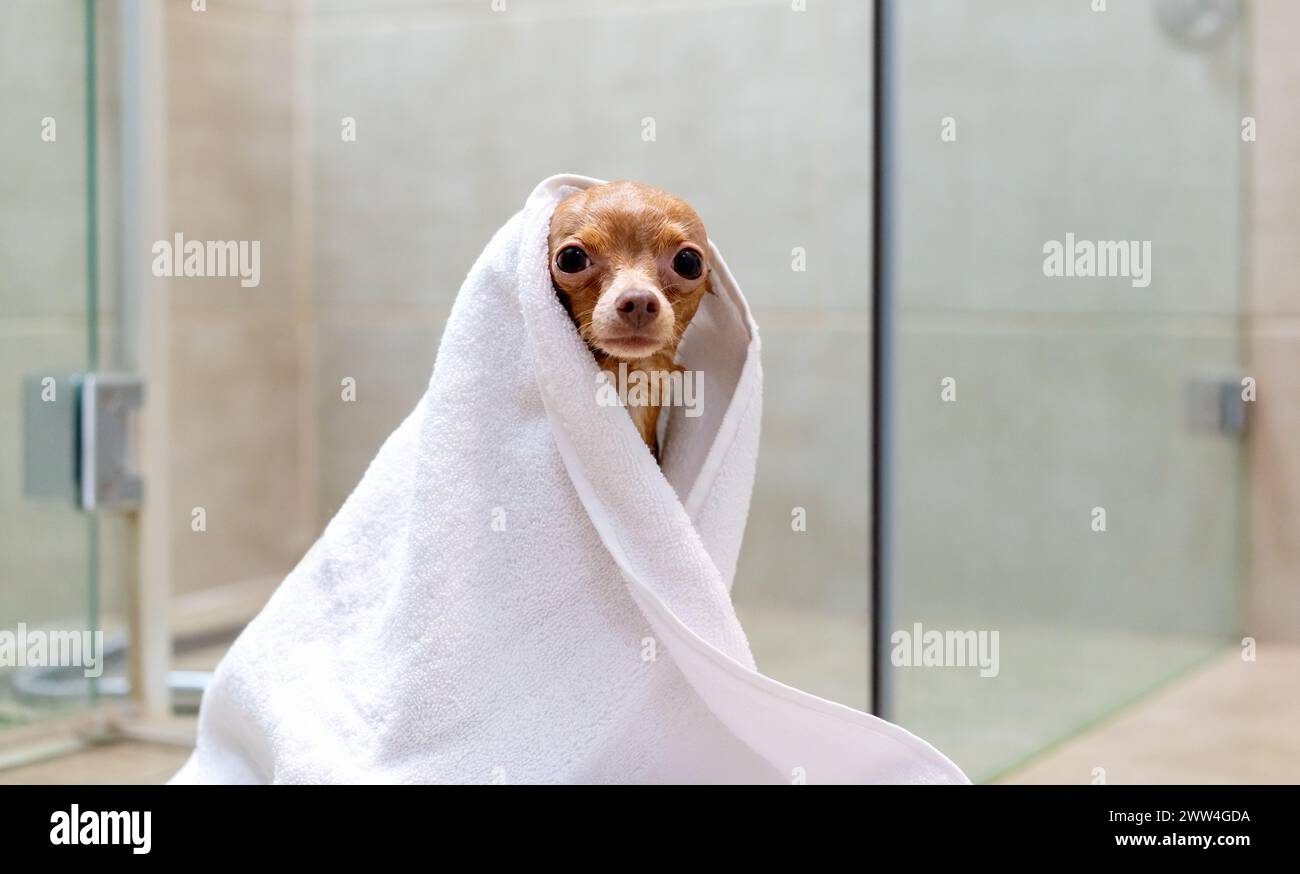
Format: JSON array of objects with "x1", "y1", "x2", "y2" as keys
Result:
[
  {"x1": 672, "y1": 249, "x2": 703, "y2": 280},
  {"x1": 555, "y1": 246, "x2": 589, "y2": 274}
]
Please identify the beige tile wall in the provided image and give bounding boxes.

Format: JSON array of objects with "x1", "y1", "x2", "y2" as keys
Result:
[
  {"x1": 1245, "y1": 0, "x2": 1300, "y2": 642},
  {"x1": 161, "y1": 0, "x2": 313, "y2": 596}
]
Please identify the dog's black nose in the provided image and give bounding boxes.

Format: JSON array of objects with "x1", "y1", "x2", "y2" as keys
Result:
[{"x1": 615, "y1": 290, "x2": 660, "y2": 329}]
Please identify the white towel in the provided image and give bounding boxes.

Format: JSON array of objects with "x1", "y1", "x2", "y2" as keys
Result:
[{"x1": 171, "y1": 174, "x2": 968, "y2": 785}]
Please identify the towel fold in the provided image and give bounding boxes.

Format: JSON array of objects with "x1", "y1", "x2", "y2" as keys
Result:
[{"x1": 171, "y1": 174, "x2": 968, "y2": 785}]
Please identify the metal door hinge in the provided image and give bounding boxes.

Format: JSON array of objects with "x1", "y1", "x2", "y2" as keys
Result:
[
  {"x1": 22, "y1": 372, "x2": 144, "y2": 512},
  {"x1": 81, "y1": 373, "x2": 144, "y2": 510}
]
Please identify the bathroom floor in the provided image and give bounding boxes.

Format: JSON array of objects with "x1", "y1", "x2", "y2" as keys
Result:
[
  {"x1": 2, "y1": 644, "x2": 1297, "y2": 784},
  {"x1": 997, "y1": 643, "x2": 1300, "y2": 784},
  {"x1": 0, "y1": 738, "x2": 189, "y2": 784}
]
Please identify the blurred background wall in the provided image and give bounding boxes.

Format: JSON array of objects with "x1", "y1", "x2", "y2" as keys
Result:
[
  {"x1": 162, "y1": 0, "x2": 307, "y2": 606},
  {"x1": 1245, "y1": 0, "x2": 1300, "y2": 643}
]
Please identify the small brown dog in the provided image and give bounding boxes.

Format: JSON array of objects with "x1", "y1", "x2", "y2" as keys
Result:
[{"x1": 548, "y1": 180, "x2": 711, "y2": 458}]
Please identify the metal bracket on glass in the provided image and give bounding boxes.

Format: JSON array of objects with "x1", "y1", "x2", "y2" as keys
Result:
[
  {"x1": 23, "y1": 371, "x2": 144, "y2": 511},
  {"x1": 1185, "y1": 373, "x2": 1248, "y2": 438},
  {"x1": 80, "y1": 373, "x2": 144, "y2": 511},
  {"x1": 22, "y1": 372, "x2": 82, "y2": 504}
]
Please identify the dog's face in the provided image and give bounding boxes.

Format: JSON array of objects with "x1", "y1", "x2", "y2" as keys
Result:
[{"x1": 548, "y1": 180, "x2": 710, "y2": 362}]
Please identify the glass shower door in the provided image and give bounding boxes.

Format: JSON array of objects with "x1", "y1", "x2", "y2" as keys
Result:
[
  {"x1": 881, "y1": 0, "x2": 1246, "y2": 781},
  {"x1": 0, "y1": 0, "x2": 102, "y2": 732}
]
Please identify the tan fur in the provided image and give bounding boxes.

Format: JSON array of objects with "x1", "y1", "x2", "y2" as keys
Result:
[{"x1": 548, "y1": 180, "x2": 711, "y2": 458}]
